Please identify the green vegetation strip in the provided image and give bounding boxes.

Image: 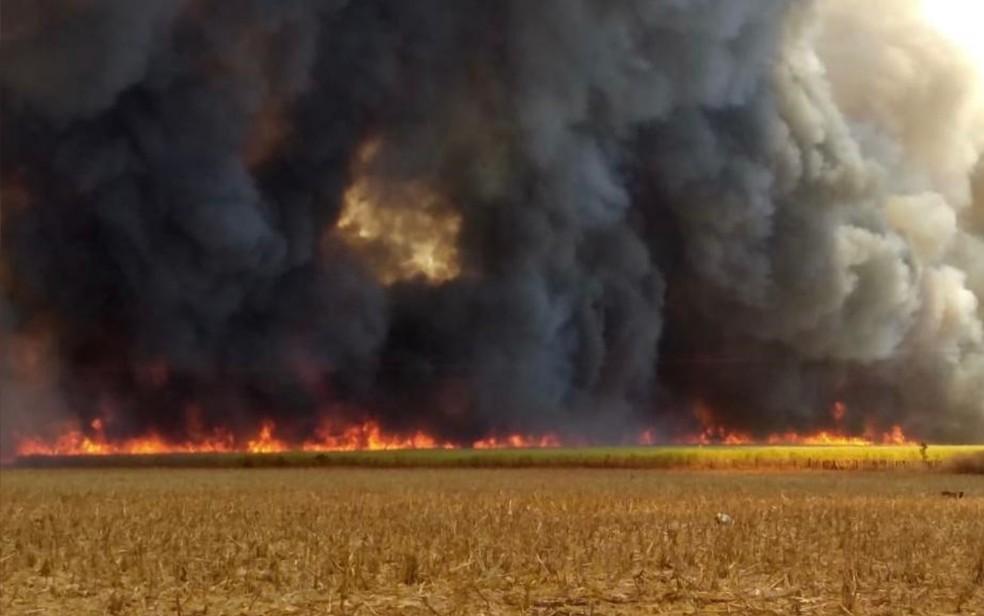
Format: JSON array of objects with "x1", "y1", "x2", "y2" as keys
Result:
[{"x1": 12, "y1": 445, "x2": 984, "y2": 470}]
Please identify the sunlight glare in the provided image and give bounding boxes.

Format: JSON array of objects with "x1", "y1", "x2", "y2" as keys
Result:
[{"x1": 922, "y1": 0, "x2": 984, "y2": 75}]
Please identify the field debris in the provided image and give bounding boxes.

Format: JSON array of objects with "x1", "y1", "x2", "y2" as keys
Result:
[{"x1": 715, "y1": 512, "x2": 735, "y2": 526}]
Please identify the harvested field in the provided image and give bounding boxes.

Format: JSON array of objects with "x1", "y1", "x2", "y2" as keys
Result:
[{"x1": 2, "y1": 468, "x2": 983, "y2": 615}]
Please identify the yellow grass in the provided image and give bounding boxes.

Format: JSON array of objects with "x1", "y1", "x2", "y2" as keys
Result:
[
  {"x1": 1, "y1": 468, "x2": 983, "y2": 615},
  {"x1": 13, "y1": 444, "x2": 984, "y2": 470}
]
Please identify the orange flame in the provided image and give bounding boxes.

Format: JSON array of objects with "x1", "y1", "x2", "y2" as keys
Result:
[
  {"x1": 765, "y1": 431, "x2": 875, "y2": 446},
  {"x1": 301, "y1": 419, "x2": 456, "y2": 452},
  {"x1": 677, "y1": 399, "x2": 911, "y2": 446},
  {"x1": 14, "y1": 400, "x2": 913, "y2": 457},
  {"x1": 13, "y1": 417, "x2": 464, "y2": 457},
  {"x1": 13, "y1": 417, "x2": 577, "y2": 457},
  {"x1": 472, "y1": 434, "x2": 562, "y2": 449},
  {"x1": 686, "y1": 400, "x2": 755, "y2": 445},
  {"x1": 246, "y1": 420, "x2": 288, "y2": 453},
  {"x1": 14, "y1": 424, "x2": 238, "y2": 457}
]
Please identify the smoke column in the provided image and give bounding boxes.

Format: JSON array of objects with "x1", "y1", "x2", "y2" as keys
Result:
[{"x1": 2, "y1": 0, "x2": 982, "y2": 454}]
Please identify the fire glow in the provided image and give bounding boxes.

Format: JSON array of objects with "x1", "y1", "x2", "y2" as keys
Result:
[
  {"x1": 14, "y1": 417, "x2": 460, "y2": 457},
  {"x1": 14, "y1": 409, "x2": 911, "y2": 458},
  {"x1": 333, "y1": 138, "x2": 462, "y2": 285},
  {"x1": 683, "y1": 400, "x2": 911, "y2": 447}
]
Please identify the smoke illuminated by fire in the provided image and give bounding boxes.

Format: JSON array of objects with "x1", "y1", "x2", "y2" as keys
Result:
[
  {"x1": 3, "y1": 0, "x2": 983, "y2": 459},
  {"x1": 333, "y1": 139, "x2": 462, "y2": 285}
]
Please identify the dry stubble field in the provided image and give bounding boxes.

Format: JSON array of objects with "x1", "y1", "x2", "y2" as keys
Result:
[{"x1": 1, "y1": 468, "x2": 983, "y2": 615}]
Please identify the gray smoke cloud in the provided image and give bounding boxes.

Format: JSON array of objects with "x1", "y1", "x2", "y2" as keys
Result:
[{"x1": 1, "y1": 0, "x2": 982, "y2": 454}]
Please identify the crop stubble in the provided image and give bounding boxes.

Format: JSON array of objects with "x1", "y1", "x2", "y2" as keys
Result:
[{"x1": 1, "y1": 468, "x2": 982, "y2": 615}]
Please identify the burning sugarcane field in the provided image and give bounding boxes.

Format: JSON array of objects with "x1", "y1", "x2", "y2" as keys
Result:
[{"x1": 2, "y1": 0, "x2": 984, "y2": 614}]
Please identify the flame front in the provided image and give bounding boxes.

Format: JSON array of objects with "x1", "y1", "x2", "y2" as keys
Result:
[
  {"x1": 13, "y1": 418, "x2": 572, "y2": 457},
  {"x1": 472, "y1": 434, "x2": 562, "y2": 449},
  {"x1": 683, "y1": 400, "x2": 912, "y2": 446},
  {"x1": 15, "y1": 425, "x2": 238, "y2": 457},
  {"x1": 14, "y1": 420, "x2": 913, "y2": 458},
  {"x1": 301, "y1": 419, "x2": 457, "y2": 452},
  {"x1": 13, "y1": 398, "x2": 914, "y2": 458}
]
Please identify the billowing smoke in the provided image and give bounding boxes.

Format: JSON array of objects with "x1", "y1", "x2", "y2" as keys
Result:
[{"x1": 2, "y1": 0, "x2": 982, "y2": 454}]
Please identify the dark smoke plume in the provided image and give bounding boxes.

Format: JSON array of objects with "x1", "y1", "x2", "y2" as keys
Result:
[{"x1": 2, "y1": 0, "x2": 982, "y2": 453}]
